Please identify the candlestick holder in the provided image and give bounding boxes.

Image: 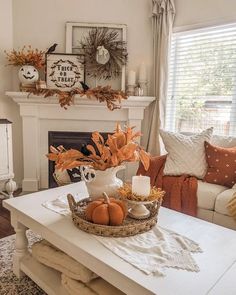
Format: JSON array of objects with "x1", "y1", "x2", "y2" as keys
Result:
[
  {"x1": 126, "y1": 84, "x2": 136, "y2": 96},
  {"x1": 127, "y1": 199, "x2": 154, "y2": 219},
  {"x1": 138, "y1": 80, "x2": 148, "y2": 96},
  {"x1": 134, "y1": 84, "x2": 144, "y2": 96},
  {"x1": 117, "y1": 183, "x2": 165, "y2": 220}
]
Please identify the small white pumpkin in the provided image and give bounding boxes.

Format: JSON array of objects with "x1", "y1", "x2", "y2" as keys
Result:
[{"x1": 18, "y1": 65, "x2": 39, "y2": 84}]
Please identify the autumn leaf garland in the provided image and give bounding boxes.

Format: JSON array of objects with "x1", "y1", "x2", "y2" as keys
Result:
[{"x1": 26, "y1": 85, "x2": 128, "y2": 110}]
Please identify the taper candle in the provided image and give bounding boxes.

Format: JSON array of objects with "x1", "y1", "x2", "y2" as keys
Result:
[{"x1": 128, "y1": 70, "x2": 136, "y2": 85}]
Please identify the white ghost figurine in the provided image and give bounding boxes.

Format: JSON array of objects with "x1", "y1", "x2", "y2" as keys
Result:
[{"x1": 96, "y1": 46, "x2": 110, "y2": 65}]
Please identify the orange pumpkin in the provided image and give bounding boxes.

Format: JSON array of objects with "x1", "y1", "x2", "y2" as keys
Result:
[{"x1": 85, "y1": 193, "x2": 127, "y2": 226}]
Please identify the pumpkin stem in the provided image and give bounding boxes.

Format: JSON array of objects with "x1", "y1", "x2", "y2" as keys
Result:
[{"x1": 102, "y1": 192, "x2": 110, "y2": 204}]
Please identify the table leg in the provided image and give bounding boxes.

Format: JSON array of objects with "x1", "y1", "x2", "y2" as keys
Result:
[{"x1": 12, "y1": 218, "x2": 29, "y2": 278}]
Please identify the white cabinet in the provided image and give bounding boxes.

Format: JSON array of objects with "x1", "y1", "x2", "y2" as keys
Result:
[{"x1": 0, "y1": 119, "x2": 17, "y2": 198}]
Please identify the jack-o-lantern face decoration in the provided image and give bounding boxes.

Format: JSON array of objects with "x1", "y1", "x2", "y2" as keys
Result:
[{"x1": 18, "y1": 65, "x2": 39, "y2": 84}]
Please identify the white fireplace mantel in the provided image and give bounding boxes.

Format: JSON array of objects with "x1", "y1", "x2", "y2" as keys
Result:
[{"x1": 7, "y1": 91, "x2": 155, "y2": 192}]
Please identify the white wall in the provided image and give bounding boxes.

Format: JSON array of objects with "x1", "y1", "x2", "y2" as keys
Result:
[
  {"x1": 174, "y1": 0, "x2": 236, "y2": 29},
  {"x1": 0, "y1": 0, "x2": 23, "y2": 186},
  {"x1": 0, "y1": 0, "x2": 13, "y2": 118},
  {"x1": 12, "y1": 0, "x2": 153, "y2": 86}
]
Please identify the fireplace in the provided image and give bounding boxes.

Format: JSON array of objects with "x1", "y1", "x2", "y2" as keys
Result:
[
  {"x1": 8, "y1": 91, "x2": 154, "y2": 191},
  {"x1": 48, "y1": 131, "x2": 108, "y2": 188}
]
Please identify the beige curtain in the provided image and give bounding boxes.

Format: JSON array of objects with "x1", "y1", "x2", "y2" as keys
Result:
[{"x1": 144, "y1": 0, "x2": 175, "y2": 155}]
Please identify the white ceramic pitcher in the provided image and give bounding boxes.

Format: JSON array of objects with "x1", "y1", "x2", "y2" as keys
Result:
[{"x1": 80, "y1": 165, "x2": 125, "y2": 199}]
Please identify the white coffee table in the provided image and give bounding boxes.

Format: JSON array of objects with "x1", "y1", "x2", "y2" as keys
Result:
[{"x1": 3, "y1": 182, "x2": 236, "y2": 295}]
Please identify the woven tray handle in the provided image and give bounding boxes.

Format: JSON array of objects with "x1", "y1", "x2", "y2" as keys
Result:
[{"x1": 67, "y1": 194, "x2": 77, "y2": 213}]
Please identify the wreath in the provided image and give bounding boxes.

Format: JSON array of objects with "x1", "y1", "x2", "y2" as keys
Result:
[{"x1": 80, "y1": 27, "x2": 128, "y2": 80}]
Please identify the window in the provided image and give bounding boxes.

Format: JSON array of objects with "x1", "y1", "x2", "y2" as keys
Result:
[{"x1": 166, "y1": 23, "x2": 236, "y2": 136}]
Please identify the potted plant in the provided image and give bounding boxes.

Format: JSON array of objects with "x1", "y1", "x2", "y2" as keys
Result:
[{"x1": 5, "y1": 45, "x2": 45, "y2": 87}]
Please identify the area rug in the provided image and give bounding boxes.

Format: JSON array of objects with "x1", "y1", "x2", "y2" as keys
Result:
[{"x1": 0, "y1": 231, "x2": 46, "y2": 295}]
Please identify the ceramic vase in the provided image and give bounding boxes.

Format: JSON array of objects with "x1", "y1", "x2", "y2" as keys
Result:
[{"x1": 82, "y1": 165, "x2": 125, "y2": 199}]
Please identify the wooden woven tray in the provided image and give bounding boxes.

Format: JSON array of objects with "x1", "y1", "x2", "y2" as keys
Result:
[{"x1": 67, "y1": 194, "x2": 161, "y2": 237}]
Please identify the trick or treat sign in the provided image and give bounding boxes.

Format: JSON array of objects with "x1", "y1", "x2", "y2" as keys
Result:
[{"x1": 46, "y1": 53, "x2": 85, "y2": 90}]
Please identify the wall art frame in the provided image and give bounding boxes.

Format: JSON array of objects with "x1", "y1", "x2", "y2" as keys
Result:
[
  {"x1": 46, "y1": 53, "x2": 85, "y2": 90},
  {"x1": 65, "y1": 22, "x2": 127, "y2": 91}
]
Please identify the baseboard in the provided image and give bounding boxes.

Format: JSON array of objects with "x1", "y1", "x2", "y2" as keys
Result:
[{"x1": 22, "y1": 179, "x2": 39, "y2": 192}]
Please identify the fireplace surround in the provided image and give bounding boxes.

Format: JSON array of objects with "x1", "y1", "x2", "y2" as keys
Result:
[{"x1": 7, "y1": 92, "x2": 155, "y2": 191}]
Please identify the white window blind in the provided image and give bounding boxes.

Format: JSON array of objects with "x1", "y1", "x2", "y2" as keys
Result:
[{"x1": 166, "y1": 24, "x2": 236, "y2": 136}]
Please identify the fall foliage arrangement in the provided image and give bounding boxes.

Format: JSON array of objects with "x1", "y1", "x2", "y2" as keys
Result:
[
  {"x1": 5, "y1": 45, "x2": 45, "y2": 69},
  {"x1": 47, "y1": 123, "x2": 150, "y2": 171}
]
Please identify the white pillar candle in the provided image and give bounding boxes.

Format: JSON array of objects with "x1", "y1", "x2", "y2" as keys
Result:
[
  {"x1": 139, "y1": 62, "x2": 147, "y2": 82},
  {"x1": 128, "y1": 70, "x2": 136, "y2": 85},
  {"x1": 132, "y1": 175, "x2": 151, "y2": 197}
]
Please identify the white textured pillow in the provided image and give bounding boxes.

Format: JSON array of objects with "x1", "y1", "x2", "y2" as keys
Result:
[{"x1": 160, "y1": 128, "x2": 213, "y2": 179}]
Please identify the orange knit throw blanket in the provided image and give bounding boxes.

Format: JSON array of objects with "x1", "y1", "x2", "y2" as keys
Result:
[{"x1": 137, "y1": 155, "x2": 198, "y2": 217}]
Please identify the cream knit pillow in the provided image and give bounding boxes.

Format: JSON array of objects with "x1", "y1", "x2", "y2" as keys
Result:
[{"x1": 160, "y1": 128, "x2": 213, "y2": 179}]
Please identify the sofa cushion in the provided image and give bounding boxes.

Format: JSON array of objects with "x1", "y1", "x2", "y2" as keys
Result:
[
  {"x1": 204, "y1": 142, "x2": 236, "y2": 188},
  {"x1": 160, "y1": 133, "x2": 236, "y2": 155},
  {"x1": 213, "y1": 212, "x2": 236, "y2": 230},
  {"x1": 160, "y1": 128, "x2": 213, "y2": 179},
  {"x1": 197, "y1": 180, "x2": 227, "y2": 210},
  {"x1": 197, "y1": 208, "x2": 214, "y2": 222},
  {"x1": 211, "y1": 135, "x2": 236, "y2": 148},
  {"x1": 215, "y1": 188, "x2": 236, "y2": 216}
]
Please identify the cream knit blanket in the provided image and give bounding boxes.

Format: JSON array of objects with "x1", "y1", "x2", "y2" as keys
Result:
[
  {"x1": 32, "y1": 240, "x2": 124, "y2": 294},
  {"x1": 32, "y1": 240, "x2": 98, "y2": 283},
  {"x1": 61, "y1": 274, "x2": 124, "y2": 295}
]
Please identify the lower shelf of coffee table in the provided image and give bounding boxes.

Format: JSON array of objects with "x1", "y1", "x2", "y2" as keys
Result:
[{"x1": 20, "y1": 254, "x2": 69, "y2": 295}]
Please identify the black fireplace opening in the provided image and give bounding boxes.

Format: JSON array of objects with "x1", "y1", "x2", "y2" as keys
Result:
[{"x1": 48, "y1": 131, "x2": 108, "y2": 188}]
